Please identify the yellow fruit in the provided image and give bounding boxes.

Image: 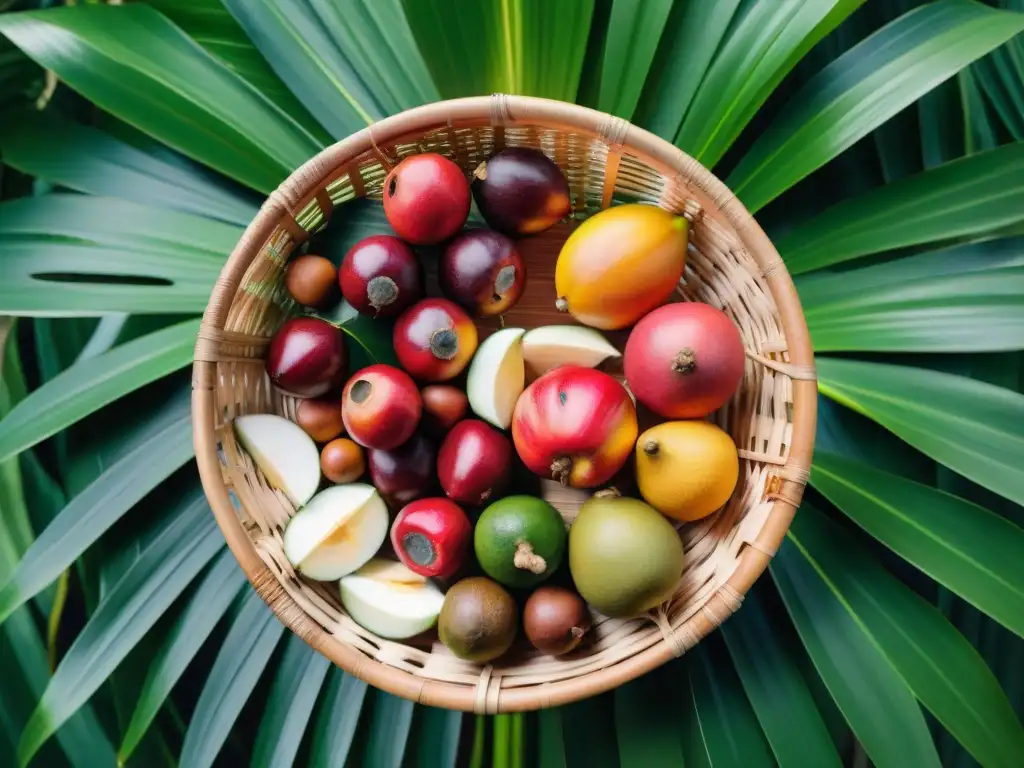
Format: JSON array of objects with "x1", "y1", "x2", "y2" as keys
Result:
[
  {"x1": 554, "y1": 204, "x2": 688, "y2": 330},
  {"x1": 635, "y1": 421, "x2": 739, "y2": 522}
]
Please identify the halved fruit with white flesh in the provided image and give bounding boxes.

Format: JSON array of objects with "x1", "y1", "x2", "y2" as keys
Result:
[
  {"x1": 521, "y1": 325, "x2": 620, "y2": 376},
  {"x1": 466, "y1": 327, "x2": 526, "y2": 429},
  {"x1": 283, "y1": 484, "x2": 388, "y2": 581},
  {"x1": 340, "y1": 558, "x2": 445, "y2": 639},
  {"x1": 234, "y1": 414, "x2": 320, "y2": 507}
]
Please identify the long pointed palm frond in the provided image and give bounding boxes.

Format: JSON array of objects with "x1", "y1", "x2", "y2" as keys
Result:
[{"x1": 1, "y1": 0, "x2": 1023, "y2": 766}]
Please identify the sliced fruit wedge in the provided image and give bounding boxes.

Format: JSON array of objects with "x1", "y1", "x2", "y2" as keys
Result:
[
  {"x1": 340, "y1": 557, "x2": 446, "y2": 639},
  {"x1": 466, "y1": 327, "x2": 526, "y2": 429},
  {"x1": 234, "y1": 413, "x2": 320, "y2": 507},
  {"x1": 521, "y1": 325, "x2": 620, "y2": 376},
  {"x1": 283, "y1": 484, "x2": 388, "y2": 581}
]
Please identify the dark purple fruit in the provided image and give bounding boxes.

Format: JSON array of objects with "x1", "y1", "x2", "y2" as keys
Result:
[
  {"x1": 367, "y1": 433, "x2": 438, "y2": 506},
  {"x1": 339, "y1": 235, "x2": 423, "y2": 317},
  {"x1": 439, "y1": 229, "x2": 526, "y2": 317},
  {"x1": 471, "y1": 147, "x2": 571, "y2": 236},
  {"x1": 266, "y1": 317, "x2": 347, "y2": 398}
]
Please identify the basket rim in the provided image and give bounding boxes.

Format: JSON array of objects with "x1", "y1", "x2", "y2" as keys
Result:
[{"x1": 191, "y1": 94, "x2": 817, "y2": 713}]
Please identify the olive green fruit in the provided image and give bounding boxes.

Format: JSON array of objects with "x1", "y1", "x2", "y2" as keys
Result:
[
  {"x1": 438, "y1": 577, "x2": 518, "y2": 662},
  {"x1": 568, "y1": 494, "x2": 684, "y2": 617},
  {"x1": 474, "y1": 495, "x2": 567, "y2": 588}
]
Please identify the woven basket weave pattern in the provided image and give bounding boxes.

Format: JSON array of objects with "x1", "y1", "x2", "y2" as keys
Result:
[{"x1": 192, "y1": 95, "x2": 816, "y2": 713}]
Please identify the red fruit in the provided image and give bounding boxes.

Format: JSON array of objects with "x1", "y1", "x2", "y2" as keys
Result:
[
  {"x1": 342, "y1": 364, "x2": 422, "y2": 450},
  {"x1": 367, "y1": 433, "x2": 437, "y2": 506},
  {"x1": 393, "y1": 299, "x2": 479, "y2": 382},
  {"x1": 512, "y1": 366, "x2": 637, "y2": 489},
  {"x1": 391, "y1": 498, "x2": 472, "y2": 579},
  {"x1": 438, "y1": 420, "x2": 512, "y2": 505},
  {"x1": 624, "y1": 303, "x2": 745, "y2": 419},
  {"x1": 471, "y1": 147, "x2": 571, "y2": 236},
  {"x1": 339, "y1": 235, "x2": 422, "y2": 317},
  {"x1": 266, "y1": 317, "x2": 347, "y2": 398},
  {"x1": 421, "y1": 385, "x2": 469, "y2": 434},
  {"x1": 383, "y1": 153, "x2": 470, "y2": 245},
  {"x1": 439, "y1": 229, "x2": 526, "y2": 317}
]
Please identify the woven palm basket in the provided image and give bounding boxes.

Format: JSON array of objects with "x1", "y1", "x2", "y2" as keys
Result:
[{"x1": 192, "y1": 95, "x2": 816, "y2": 713}]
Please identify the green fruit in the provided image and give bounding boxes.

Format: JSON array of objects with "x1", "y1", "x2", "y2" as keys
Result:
[
  {"x1": 474, "y1": 495, "x2": 566, "y2": 588},
  {"x1": 438, "y1": 577, "x2": 518, "y2": 662},
  {"x1": 568, "y1": 494, "x2": 684, "y2": 617}
]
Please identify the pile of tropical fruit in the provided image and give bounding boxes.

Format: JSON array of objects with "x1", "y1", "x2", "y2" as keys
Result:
[{"x1": 232, "y1": 146, "x2": 743, "y2": 662}]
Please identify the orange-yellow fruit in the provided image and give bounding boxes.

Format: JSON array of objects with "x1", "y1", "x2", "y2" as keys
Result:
[
  {"x1": 635, "y1": 421, "x2": 738, "y2": 522},
  {"x1": 321, "y1": 438, "x2": 366, "y2": 484},
  {"x1": 554, "y1": 204, "x2": 688, "y2": 330}
]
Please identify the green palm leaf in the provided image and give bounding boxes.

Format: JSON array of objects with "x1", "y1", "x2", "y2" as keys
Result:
[
  {"x1": 0, "y1": 319, "x2": 199, "y2": 462},
  {"x1": 0, "y1": 110, "x2": 258, "y2": 225},
  {"x1": 785, "y1": 506, "x2": 1024, "y2": 766},
  {"x1": 632, "y1": 0, "x2": 742, "y2": 141},
  {"x1": 721, "y1": 589, "x2": 843, "y2": 768},
  {"x1": 777, "y1": 141, "x2": 1024, "y2": 274},
  {"x1": 177, "y1": 588, "x2": 284, "y2": 768},
  {"x1": 729, "y1": 0, "x2": 1024, "y2": 212},
  {"x1": 0, "y1": 4, "x2": 321, "y2": 192},
  {"x1": 0, "y1": 392, "x2": 193, "y2": 625},
  {"x1": 119, "y1": 550, "x2": 246, "y2": 764},
  {"x1": 308, "y1": 669, "x2": 370, "y2": 768},
  {"x1": 613, "y1": 665, "x2": 686, "y2": 766},
  {"x1": 363, "y1": 690, "x2": 416, "y2": 768},
  {"x1": 812, "y1": 450, "x2": 1024, "y2": 637},
  {"x1": 145, "y1": 0, "x2": 330, "y2": 141},
  {"x1": 16, "y1": 490, "x2": 222, "y2": 766},
  {"x1": 797, "y1": 238, "x2": 1024, "y2": 352},
  {"x1": 676, "y1": 0, "x2": 866, "y2": 166},
  {"x1": 411, "y1": 707, "x2": 463, "y2": 768},
  {"x1": 817, "y1": 357, "x2": 1024, "y2": 506},
  {"x1": 772, "y1": 528, "x2": 942, "y2": 768},
  {"x1": 687, "y1": 640, "x2": 775, "y2": 767},
  {"x1": 251, "y1": 634, "x2": 331, "y2": 768},
  {"x1": 579, "y1": 0, "x2": 673, "y2": 120},
  {"x1": 402, "y1": 0, "x2": 595, "y2": 101},
  {"x1": 220, "y1": 0, "x2": 385, "y2": 134}
]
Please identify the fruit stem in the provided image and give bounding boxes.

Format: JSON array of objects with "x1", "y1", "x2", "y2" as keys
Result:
[
  {"x1": 367, "y1": 276, "x2": 398, "y2": 314},
  {"x1": 593, "y1": 487, "x2": 621, "y2": 499},
  {"x1": 513, "y1": 540, "x2": 547, "y2": 574},
  {"x1": 550, "y1": 457, "x2": 572, "y2": 486},
  {"x1": 473, "y1": 161, "x2": 488, "y2": 182},
  {"x1": 672, "y1": 348, "x2": 697, "y2": 374},
  {"x1": 643, "y1": 439, "x2": 660, "y2": 457},
  {"x1": 555, "y1": 297, "x2": 569, "y2": 313},
  {"x1": 429, "y1": 328, "x2": 460, "y2": 360}
]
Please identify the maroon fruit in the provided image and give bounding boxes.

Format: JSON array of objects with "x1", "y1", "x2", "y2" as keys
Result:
[
  {"x1": 523, "y1": 586, "x2": 590, "y2": 655},
  {"x1": 624, "y1": 303, "x2": 745, "y2": 419},
  {"x1": 266, "y1": 317, "x2": 347, "y2": 398},
  {"x1": 393, "y1": 299, "x2": 478, "y2": 382},
  {"x1": 439, "y1": 229, "x2": 526, "y2": 317},
  {"x1": 285, "y1": 254, "x2": 337, "y2": 309},
  {"x1": 421, "y1": 385, "x2": 469, "y2": 434},
  {"x1": 438, "y1": 420, "x2": 512, "y2": 506},
  {"x1": 472, "y1": 147, "x2": 571, "y2": 236},
  {"x1": 367, "y1": 433, "x2": 438, "y2": 506},
  {"x1": 339, "y1": 235, "x2": 422, "y2": 317},
  {"x1": 391, "y1": 498, "x2": 472, "y2": 579},
  {"x1": 383, "y1": 153, "x2": 470, "y2": 245},
  {"x1": 342, "y1": 364, "x2": 422, "y2": 450}
]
